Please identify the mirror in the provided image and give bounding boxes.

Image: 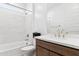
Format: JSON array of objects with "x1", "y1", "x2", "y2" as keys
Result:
[{"x1": 47, "y1": 3, "x2": 79, "y2": 35}]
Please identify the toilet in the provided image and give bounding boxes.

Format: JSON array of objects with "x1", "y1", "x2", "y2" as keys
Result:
[{"x1": 21, "y1": 46, "x2": 35, "y2": 56}]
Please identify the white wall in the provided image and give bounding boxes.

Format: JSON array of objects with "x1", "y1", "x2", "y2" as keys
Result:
[
  {"x1": 47, "y1": 3, "x2": 79, "y2": 34},
  {"x1": 0, "y1": 3, "x2": 33, "y2": 56},
  {"x1": 33, "y1": 3, "x2": 47, "y2": 35},
  {"x1": 10, "y1": 3, "x2": 26, "y2": 9},
  {"x1": 24, "y1": 3, "x2": 34, "y2": 45},
  {"x1": 0, "y1": 3, "x2": 33, "y2": 45},
  {"x1": 0, "y1": 4, "x2": 25, "y2": 44}
]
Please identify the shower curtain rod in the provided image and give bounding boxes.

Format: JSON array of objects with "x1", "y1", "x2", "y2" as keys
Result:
[{"x1": 5, "y1": 3, "x2": 32, "y2": 12}]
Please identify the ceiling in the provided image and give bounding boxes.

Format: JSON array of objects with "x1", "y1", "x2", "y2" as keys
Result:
[{"x1": 47, "y1": 3, "x2": 62, "y2": 11}]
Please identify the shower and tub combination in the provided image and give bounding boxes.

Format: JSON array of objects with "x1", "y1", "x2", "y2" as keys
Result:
[{"x1": 0, "y1": 3, "x2": 35, "y2": 56}]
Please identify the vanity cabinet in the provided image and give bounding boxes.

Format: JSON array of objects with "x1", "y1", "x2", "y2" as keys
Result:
[
  {"x1": 36, "y1": 46, "x2": 49, "y2": 56},
  {"x1": 49, "y1": 51, "x2": 60, "y2": 56},
  {"x1": 36, "y1": 39, "x2": 79, "y2": 56}
]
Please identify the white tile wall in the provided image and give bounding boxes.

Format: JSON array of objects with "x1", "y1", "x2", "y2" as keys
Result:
[
  {"x1": 33, "y1": 3, "x2": 47, "y2": 35},
  {"x1": 0, "y1": 3, "x2": 33, "y2": 56},
  {"x1": 47, "y1": 3, "x2": 79, "y2": 34}
]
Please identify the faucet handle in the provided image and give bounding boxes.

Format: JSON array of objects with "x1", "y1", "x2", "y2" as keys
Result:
[{"x1": 27, "y1": 34, "x2": 29, "y2": 37}]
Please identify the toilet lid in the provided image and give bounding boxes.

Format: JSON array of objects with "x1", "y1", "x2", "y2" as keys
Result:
[{"x1": 21, "y1": 46, "x2": 35, "y2": 50}]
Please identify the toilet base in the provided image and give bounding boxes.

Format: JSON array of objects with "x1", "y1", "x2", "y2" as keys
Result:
[
  {"x1": 21, "y1": 46, "x2": 35, "y2": 56},
  {"x1": 21, "y1": 50, "x2": 35, "y2": 56}
]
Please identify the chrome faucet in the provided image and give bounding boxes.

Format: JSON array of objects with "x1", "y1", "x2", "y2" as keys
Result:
[{"x1": 55, "y1": 25, "x2": 68, "y2": 39}]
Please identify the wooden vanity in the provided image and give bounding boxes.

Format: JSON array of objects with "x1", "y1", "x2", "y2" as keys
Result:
[{"x1": 36, "y1": 39, "x2": 79, "y2": 56}]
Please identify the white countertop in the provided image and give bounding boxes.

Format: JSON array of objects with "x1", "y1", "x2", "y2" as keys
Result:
[{"x1": 35, "y1": 34, "x2": 79, "y2": 49}]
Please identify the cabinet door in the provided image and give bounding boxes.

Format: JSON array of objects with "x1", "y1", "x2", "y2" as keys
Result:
[
  {"x1": 49, "y1": 51, "x2": 60, "y2": 56},
  {"x1": 49, "y1": 43, "x2": 79, "y2": 56},
  {"x1": 36, "y1": 46, "x2": 49, "y2": 56}
]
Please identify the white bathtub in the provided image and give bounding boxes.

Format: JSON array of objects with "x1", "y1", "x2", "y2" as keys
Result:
[{"x1": 0, "y1": 41, "x2": 26, "y2": 56}]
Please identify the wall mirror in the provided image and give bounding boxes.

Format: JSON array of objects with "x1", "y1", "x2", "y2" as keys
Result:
[{"x1": 47, "y1": 3, "x2": 79, "y2": 35}]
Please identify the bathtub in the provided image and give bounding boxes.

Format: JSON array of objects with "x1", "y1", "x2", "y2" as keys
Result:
[{"x1": 0, "y1": 41, "x2": 26, "y2": 56}]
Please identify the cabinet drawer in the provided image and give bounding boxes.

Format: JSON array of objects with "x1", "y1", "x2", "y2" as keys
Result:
[
  {"x1": 36, "y1": 39, "x2": 49, "y2": 49},
  {"x1": 49, "y1": 43, "x2": 79, "y2": 56},
  {"x1": 49, "y1": 51, "x2": 60, "y2": 56},
  {"x1": 36, "y1": 46, "x2": 49, "y2": 56}
]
